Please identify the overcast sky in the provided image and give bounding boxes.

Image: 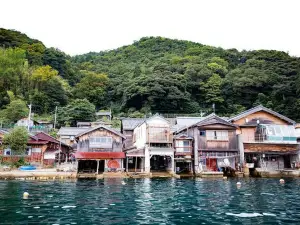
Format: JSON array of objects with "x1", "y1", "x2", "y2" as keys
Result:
[{"x1": 1, "y1": 0, "x2": 299, "y2": 56}]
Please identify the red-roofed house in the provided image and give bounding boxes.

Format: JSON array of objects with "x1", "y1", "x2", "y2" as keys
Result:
[{"x1": 27, "y1": 132, "x2": 71, "y2": 167}]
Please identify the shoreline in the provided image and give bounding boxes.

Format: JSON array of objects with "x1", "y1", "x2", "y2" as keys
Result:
[{"x1": 1, "y1": 169, "x2": 300, "y2": 180}]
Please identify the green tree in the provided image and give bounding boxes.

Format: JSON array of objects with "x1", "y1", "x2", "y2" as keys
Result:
[
  {"x1": 0, "y1": 48, "x2": 28, "y2": 97},
  {"x1": 57, "y1": 99, "x2": 96, "y2": 126},
  {"x1": 73, "y1": 71, "x2": 109, "y2": 107},
  {"x1": 0, "y1": 99, "x2": 28, "y2": 123},
  {"x1": 3, "y1": 127, "x2": 29, "y2": 155},
  {"x1": 200, "y1": 73, "x2": 224, "y2": 105},
  {"x1": 31, "y1": 65, "x2": 58, "y2": 83}
]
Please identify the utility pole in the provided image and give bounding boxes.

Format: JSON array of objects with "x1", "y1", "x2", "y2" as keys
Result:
[
  {"x1": 58, "y1": 135, "x2": 61, "y2": 165},
  {"x1": 27, "y1": 104, "x2": 32, "y2": 131},
  {"x1": 54, "y1": 106, "x2": 58, "y2": 129}
]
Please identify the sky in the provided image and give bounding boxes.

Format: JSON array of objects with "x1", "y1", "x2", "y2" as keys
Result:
[{"x1": 1, "y1": 0, "x2": 300, "y2": 56}]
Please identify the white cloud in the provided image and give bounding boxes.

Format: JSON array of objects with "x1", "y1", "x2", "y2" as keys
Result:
[{"x1": 1, "y1": 0, "x2": 299, "y2": 56}]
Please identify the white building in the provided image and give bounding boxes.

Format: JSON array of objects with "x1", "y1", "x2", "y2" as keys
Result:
[
  {"x1": 125, "y1": 114, "x2": 174, "y2": 174},
  {"x1": 16, "y1": 118, "x2": 34, "y2": 128}
]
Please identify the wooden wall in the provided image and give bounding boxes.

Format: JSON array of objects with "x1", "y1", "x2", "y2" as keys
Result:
[
  {"x1": 78, "y1": 128, "x2": 123, "y2": 152},
  {"x1": 244, "y1": 143, "x2": 298, "y2": 153},
  {"x1": 240, "y1": 127, "x2": 256, "y2": 142},
  {"x1": 198, "y1": 130, "x2": 238, "y2": 151},
  {"x1": 123, "y1": 130, "x2": 133, "y2": 149},
  {"x1": 233, "y1": 111, "x2": 290, "y2": 126}
]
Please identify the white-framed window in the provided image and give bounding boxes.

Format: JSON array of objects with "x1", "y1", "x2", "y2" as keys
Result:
[
  {"x1": 206, "y1": 130, "x2": 228, "y2": 141},
  {"x1": 175, "y1": 140, "x2": 191, "y2": 152},
  {"x1": 90, "y1": 137, "x2": 112, "y2": 143},
  {"x1": 89, "y1": 136, "x2": 113, "y2": 148}
]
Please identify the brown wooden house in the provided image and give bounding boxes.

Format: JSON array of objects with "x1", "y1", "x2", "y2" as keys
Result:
[
  {"x1": 174, "y1": 114, "x2": 239, "y2": 174},
  {"x1": 228, "y1": 105, "x2": 299, "y2": 172},
  {"x1": 75, "y1": 125, "x2": 126, "y2": 174},
  {"x1": 1, "y1": 131, "x2": 71, "y2": 167},
  {"x1": 27, "y1": 132, "x2": 71, "y2": 167}
]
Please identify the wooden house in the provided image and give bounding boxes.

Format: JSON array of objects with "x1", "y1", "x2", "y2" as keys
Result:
[
  {"x1": 27, "y1": 132, "x2": 71, "y2": 167},
  {"x1": 173, "y1": 133, "x2": 193, "y2": 174},
  {"x1": 124, "y1": 114, "x2": 174, "y2": 174},
  {"x1": 75, "y1": 125, "x2": 126, "y2": 174},
  {"x1": 121, "y1": 118, "x2": 145, "y2": 149},
  {"x1": 57, "y1": 127, "x2": 89, "y2": 146},
  {"x1": 228, "y1": 105, "x2": 299, "y2": 172},
  {"x1": 0, "y1": 132, "x2": 71, "y2": 167},
  {"x1": 174, "y1": 114, "x2": 239, "y2": 174}
]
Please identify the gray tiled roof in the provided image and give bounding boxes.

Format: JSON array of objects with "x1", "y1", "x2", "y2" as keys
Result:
[
  {"x1": 121, "y1": 118, "x2": 145, "y2": 130},
  {"x1": 176, "y1": 117, "x2": 204, "y2": 127},
  {"x1": 57, "y1": 127, "x2": 89, "y2": 136},
  {"x1": 175, "y1": 114, "x2": 236, "y2": 134}
]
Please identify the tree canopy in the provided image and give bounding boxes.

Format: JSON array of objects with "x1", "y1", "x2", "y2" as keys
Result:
[
  {"x1": 1, "y1": 28, "x2": 300, "y2": 124},
  {"x1": 3, "y1": 126, "x2": 29, "y2": 155}
]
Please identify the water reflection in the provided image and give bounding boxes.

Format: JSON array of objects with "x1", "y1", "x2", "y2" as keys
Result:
[{"x1": 0, "y1": 178, "x2": 300, "y2": 224}]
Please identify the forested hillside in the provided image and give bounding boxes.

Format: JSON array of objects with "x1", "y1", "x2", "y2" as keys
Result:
[{"x1": 1, "y1": 28, "x2": 300, "y2": 126}]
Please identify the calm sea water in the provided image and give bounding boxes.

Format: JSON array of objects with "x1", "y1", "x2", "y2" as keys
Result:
[{"x1": 0, "y1": 178, "x2": 300, "y2": 225}]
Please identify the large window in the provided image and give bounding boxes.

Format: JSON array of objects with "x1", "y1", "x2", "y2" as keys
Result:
[
  {"x1": 206, "y1": 130, "x2": 228, "y2": 141},
  {"x1": 175, "y1": 140, "x2": 191, "y2": 152},
  {"x1": 89, "y1": 137, "x2": 113, "y2": 148}
]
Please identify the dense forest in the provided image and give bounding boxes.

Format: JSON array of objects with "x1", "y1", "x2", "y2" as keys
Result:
[{"x1": 1, "y1": 28, "x2": 300, "y2": 127}]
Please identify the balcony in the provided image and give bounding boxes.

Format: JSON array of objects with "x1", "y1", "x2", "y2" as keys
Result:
[
  {"x1": 146, "y1": 126, "x2": 173, "y2": 143},
  {"x1": 243, "y1": 124, "x2": 297, "y2": 144}
]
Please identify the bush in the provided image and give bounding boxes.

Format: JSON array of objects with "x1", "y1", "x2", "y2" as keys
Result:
[{"x1": 12, "y1": 157, "x2": 29, "y2": 168}]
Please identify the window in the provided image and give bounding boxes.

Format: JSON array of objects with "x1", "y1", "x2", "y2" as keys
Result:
[
  {"x1": 176, "y1": 140, "x2": 191, "y2": 152},
  {"x1": 206, "y1": 130, "x2": 228, "y2": 140},
  {"x1": 89, "y1": 137, "x2": 113, "y2": 148},
  {"x1": 200, "y1": 130, "x2": 206, "y2": 136}
]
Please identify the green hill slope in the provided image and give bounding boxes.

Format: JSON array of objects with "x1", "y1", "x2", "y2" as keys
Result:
[{"x1": 72, "y1": 37, "x2": 300, "y2": 119}]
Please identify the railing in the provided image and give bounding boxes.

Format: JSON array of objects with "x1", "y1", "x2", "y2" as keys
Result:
[
  {"x1": 147, "y1": 126, "x2": 173, "y2": 143},
  {"x1": 243, "y1": 134, "x2": 297, "y2": 143}
]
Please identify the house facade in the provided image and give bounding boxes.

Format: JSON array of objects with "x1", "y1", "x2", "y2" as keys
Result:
[
  {"x1": 27, "y1": 132, "x2": 71, "y2": 167},
  {"x1": 0, "y1": 131, "x2": 71, "y2": 167},
  {"x1": 124, "y1": 115, "x2": 174, "y2": 174},
  {"x1": 228, "y1": 105, "x2": 299, "y2": 172},
  {"x1": 174, "y1": 114, "x2": 239, "y2": 175},
  {"x1": 57, "y1": 127, "x2": 89, "y2": 146},
  {"x1": 74, "y1": 126, "x2": 126, "y2": 174}
]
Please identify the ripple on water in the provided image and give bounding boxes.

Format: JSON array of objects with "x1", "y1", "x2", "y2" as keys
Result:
[
  {"x1": 226, "y1": 212, "x2": 263, "y2": 217},
  {"x1": 0, "y1": 178, "x2": 300, "y2": 224}
]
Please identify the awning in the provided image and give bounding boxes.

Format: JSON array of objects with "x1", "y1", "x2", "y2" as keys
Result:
[{"x1": 75, "y1": 152, "x2": 125, "y2": 159}]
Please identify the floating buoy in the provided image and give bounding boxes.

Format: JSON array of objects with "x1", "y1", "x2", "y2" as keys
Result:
[
  {"x1": 223, "y1": 176, "x2": 227, "y2": 180},
  {"x1": 23, "y1": 192, "x2": 29, "y2": 199},
  {"x1": 236, "y1": 182, "x2": 242, "y2": 188},
  {"x1": 280, "y1": 179, "x2": 285, "y2": 184}
]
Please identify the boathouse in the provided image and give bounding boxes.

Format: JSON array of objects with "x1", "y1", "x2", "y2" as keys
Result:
[
  {"x1": 174, "y1": 114, "x2": 239, "y2": 175},
  {"x1": 75, "y1": 125, "x2": 126, "y2": 174},
  {"x1": 228, "y1": 105, "x2": 299, "y2": 174},
  {"x1": 124, "y1": 114, "x2": 174, "y2": 174}
]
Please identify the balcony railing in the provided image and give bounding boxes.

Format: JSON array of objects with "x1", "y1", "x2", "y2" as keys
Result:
[
  {"x1": 146, "y1": 126, "x2": 173, "y2": 143},
  {"x1": 243, "y1": 134, "x2": 297, "y2": 144}
]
